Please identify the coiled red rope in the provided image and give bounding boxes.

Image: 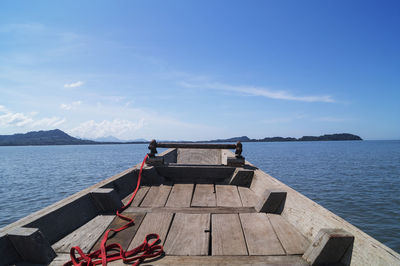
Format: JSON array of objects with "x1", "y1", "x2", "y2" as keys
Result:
[{"x1": 64, "y1": 154, "x2": 163, "y2": 266}]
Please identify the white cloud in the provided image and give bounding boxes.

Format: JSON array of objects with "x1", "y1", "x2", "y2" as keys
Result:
[
  {"x1": 69, "y1": 119, "x2": 145, "y2": 139},
  {"x1": 64, "y1": 81, "x2": 84, "y2": 88},
  {"x1": 60, "y1": 101, "x2": 82, "y2": 110},
  {"x1": 0, "y1": 105, "x2": 8, "y2": 113},
  {"x1": 0, "y1": 112, "x2": 33, "y2": 127},
  {"x1": 180, "y1": 81, "x2": 335, "y2": 103},
  {"x1": 0, "y1": 105, "x2": 65, "y2": 128}
]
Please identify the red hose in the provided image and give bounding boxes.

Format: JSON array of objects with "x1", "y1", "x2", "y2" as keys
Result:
[{"x1": 64, "y1": 154, "x2": 163, "y2": 266}]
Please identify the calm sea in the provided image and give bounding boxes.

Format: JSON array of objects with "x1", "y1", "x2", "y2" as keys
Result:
[{"x1": 0, "y1": 141, "x2": 399, "y2": 252}]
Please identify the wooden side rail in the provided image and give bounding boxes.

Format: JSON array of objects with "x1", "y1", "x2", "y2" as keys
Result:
[
  {"x1": 147, "y1": 140, "x2": 243, "y2": 158},
  {"x1": 146, "y1": 140, "x2": 245, "y2": 166},
  {"x1": 157, "y1": 143, "x2": 236, "y2": 149}
]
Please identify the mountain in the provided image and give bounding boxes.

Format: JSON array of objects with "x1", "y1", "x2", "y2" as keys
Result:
[
  {"x1": 207, "y1": 133, "x2": 362, "y2": 142},
  {"x1": 208, "y1": 136, "x2": 251, "y2": 142},
  {"x1": 0, "y1": 129, "x2": 96, "y2": 146},
  {"x1": 128, "y1": 138, "x2": 148, "y2": 142},
  {"x1": 92, "y1": 136, "x2": 125, "y2": 142},
  {"x1": 298, "y1": 133, "x2": 362, "y2": 141},
  {"x1": 0, "y1": 130, "x2": 362, "y2": 146}
]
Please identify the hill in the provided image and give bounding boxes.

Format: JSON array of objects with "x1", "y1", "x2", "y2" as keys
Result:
[
  {"x1": 208, "y1": 133, "x2": 362, "y2": 142},
  {"x1": 0, "y1": 130, "x2": 362, "y2": 146},
  {"x1": 0, "y1": 129, "x2": 96, "y2": 146}
]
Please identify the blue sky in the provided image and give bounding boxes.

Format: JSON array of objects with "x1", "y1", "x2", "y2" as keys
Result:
[{"x1": 0, "y1": 1, "x2": 399, "y2": 140}]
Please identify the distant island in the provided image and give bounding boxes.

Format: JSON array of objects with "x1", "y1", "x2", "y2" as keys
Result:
[
  {"x1": 0, "y1": 129, "x2": 362, "y2": 146},
  {"x1": 207, "y1": 133, "x2": 362, "y2": 143}
]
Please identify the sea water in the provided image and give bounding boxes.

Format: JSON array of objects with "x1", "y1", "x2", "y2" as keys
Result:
[{"x1": 0, "y1": 141, "x2": 399, "y2": 252}]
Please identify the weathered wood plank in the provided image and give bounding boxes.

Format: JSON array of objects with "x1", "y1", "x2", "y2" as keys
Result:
[
  {"x1": 125, "y1": 206, "x2": 256, "y2": 214},
  {"x1": 137, "y1": 255, "x2": 309, "y2": 265},
  {"x1": 122, "y1": 186, "x2": 150, "y2": 206},
  {"x1": 49, "y1": 253, "x2": 72, "y2": 266},
  {"x1": 238, "y1": 186, "x2": 259, "y2": 207},
  {"x1": 212, "y1": 214, "x2": 248, "y2": 255},
  {"x1": 239, "y1": 213, "x2": 285, "y2": 255},
  {"x1": 215, "y1": 185, "x2": 242, "y2": 207},
  {"x1": 140, "y1": 185, "x2": 172, "y2": 207},
  {"x1": 52, "y1": 215, "x2": 114, "y2": 253},
  {"x1": 90, "y1": 213, "x2": 145, "y2": 252},
  {"x1": 164, "y1": 213, "x2": 210, "y2": 255},
  {"x1": 128, "y1": 213, "x2": 173, "y2": 250},
  {"x1": 157, "y1": 143, "x2": 236, "y2": 149},
  {"x1": 267, "y1": 214, "x2": 309, "y2": 255},
  {"x1": 165, "y1": 184, "x2": 194, "y2": 207},
  {"x1": 191, "y1": 184, "x2": 216, "y2": 207},
  {"x1": 177, "y1": 149, "x2": 221, "y2": 164}
]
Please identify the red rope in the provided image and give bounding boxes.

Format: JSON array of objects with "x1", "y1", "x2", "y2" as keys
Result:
[{"x1": 64, "y1": 154, "x2": 163, "y2": 266}]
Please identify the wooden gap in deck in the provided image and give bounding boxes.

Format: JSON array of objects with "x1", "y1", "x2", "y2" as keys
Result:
[
  {"x1": 208, "y1": 212, "x2": 212, "y2": 256},
  {"x1": 215, "y1": 185, "x2": 242, "y2": 207},
  {"x1": 140, "y1": 184, "x2": 172, "y2": 207},
  {"x1": 90, "y1": 213, "x2": 145, "y2": 252},
  {"x1": 165, "y1": 184, "x2": 194, "y2": 207},
  {"x1": 190, "y1": 183, "x2": 197, "y2": 206}
]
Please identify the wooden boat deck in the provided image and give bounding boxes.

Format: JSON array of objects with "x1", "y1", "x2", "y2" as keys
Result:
[
  {"x1": 5, "y1": 146, "x2": 399, "y2": 265},
  {"x1": 50, "y1": 184, "x2": 309, "y2": 265}
]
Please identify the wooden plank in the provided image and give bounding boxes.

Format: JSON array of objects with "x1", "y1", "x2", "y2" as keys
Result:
[
  {"x1": 164, "y1": 213, "x2": 210, "y2": 255},
  {"x1": 239, "y1": 213, "x2": 285, "y2": 255},
  {"x1": 177, "y1": 149, "x2": 221, "y2": 164},
  {"x1": 191, "y1": 184, "x2": 216, "y2": 207},
  {"x1": 125, "y1": 206, "x2": 256, "y2": 214},
  {"x1": 238, "y1": 186, "x2": 259, "y2": 207},
  {"x1": 212, "y1": 214, "x2": 248, "y2": 255},
  {"x1": 267, "y1": 214, "x2": 310, "y2": 255},
  {"x1": 52, "y1": 215, "x2": 114, "y2": 253},
  {"x1": 216, "y1": 185, "x2": 242, "y2": 207},
  {"x1": 90, "y1": 213, "x2": 145, "y2": 252},
  {"x1": 140, "y1": 185, "x2": 172, "y2": 207},
  {"x1": 165, "y1": 184, "x2": 194, "y2": 207},
  {"x1": 135, "y1": 255, "x2": 309, "y2": 265},
  {"x1": 157, "y1": 143, "x2": 236, "y2": 149},
  {"x1": 128, "y1": 213, "x2": 173, "y2": 250},
  {"x1": 122, "y1": 186, "x2": 150, "y2": 206}
]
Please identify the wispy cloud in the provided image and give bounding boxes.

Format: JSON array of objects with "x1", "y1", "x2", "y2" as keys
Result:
[
  {"x1": 0, "y1": 105, "x2": 65, "y2": 128},
  {"x1": 31, "y1": 117, "x2": 66, "y2": 127},
  {"x1": 180, "y1": 81, "x2": 335, "y2": 103},
  {"x1": 64, "y1": 81, "x2": 84, "y2": 88},
  {"x1": 0, "y1": 23, "x2": 46, "y2": 34},
  {"x1": 60, "y1": 101, "x2": 82, "y2": 110},
  {"x1": 69, "y1": 119, "x2": 145, "y2": 139},
  {"x1": 313, "y1": 116, "x2": 348, "y2": 122}
]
